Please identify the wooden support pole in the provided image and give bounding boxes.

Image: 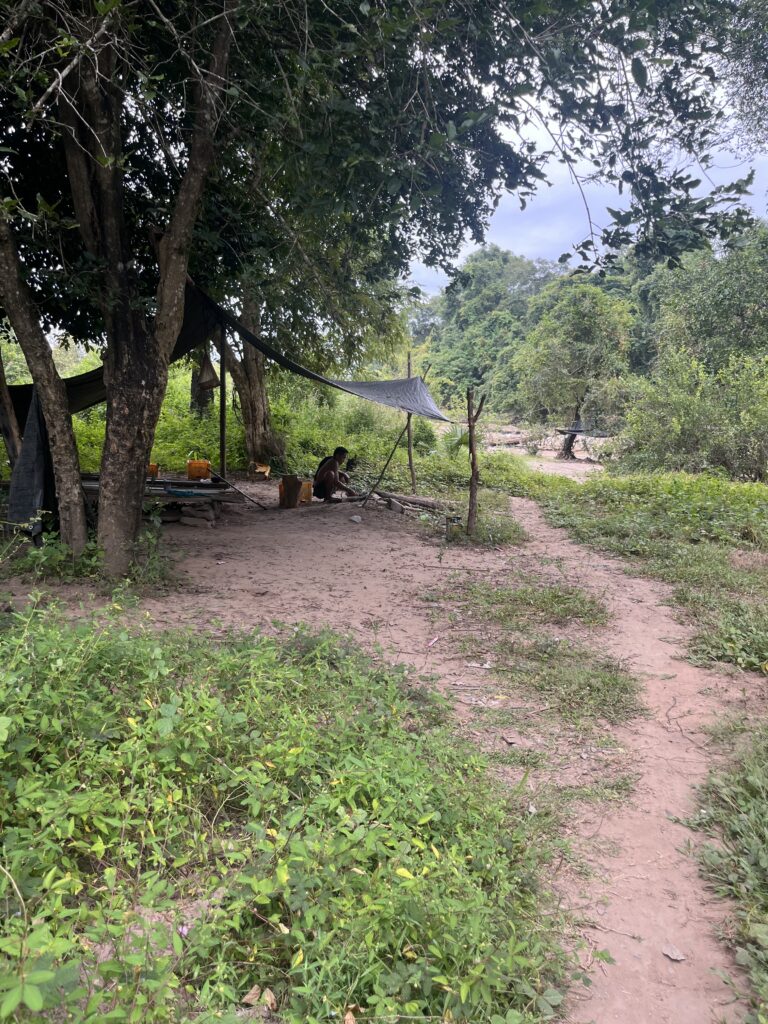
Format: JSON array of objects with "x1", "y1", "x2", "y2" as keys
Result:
[
  {"x1": 218, "y1": 325, "x2": 227, "y2": 479},
  {"x1": 466, "y1": 387, "x2": 486, "y2": 537},
  {"x1": 361, "y1": 420, "x2": 410, "y2": 508},
  {"x1": 406, "y1": 351, "x2": 417, "y2": 493}
]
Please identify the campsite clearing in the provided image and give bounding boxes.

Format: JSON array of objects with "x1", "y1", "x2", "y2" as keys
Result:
[{"x1": 11, "y1": 462, "x2": 765, "y2": 1023}]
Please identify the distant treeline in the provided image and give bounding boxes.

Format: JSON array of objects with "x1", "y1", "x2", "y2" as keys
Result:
[{"x1": 410, "y1": 232, "x2": 768, "y2": 481}]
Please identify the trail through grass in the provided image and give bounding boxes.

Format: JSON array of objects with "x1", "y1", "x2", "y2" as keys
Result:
[{"x1": 478, "y1": 456, "x2": 768, "y2": 674}]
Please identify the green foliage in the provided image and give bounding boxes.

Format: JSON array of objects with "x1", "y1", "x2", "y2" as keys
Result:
[
  {"x1": 0, "y1": 611, "x2": 565, "y2": 1023},
  {"x1": 443, "y1": 423, "x2": 471, "y2": 455},
  {"x1": 507, "y1": 638, "x2": 641, "y2": 726},
  {"x1": 442, "y1": 489, "x2": 530, "y2": 548},
  {"x1": 73, "y1": 365, "x2": 248, "y2": 475},
  {"x1": 513, "y1": 285, "x2": 633, "y2": 426},
  {"x1": 4, "y1": 529, "x2": 169, "y2": 587},
  {"x1": 616, "y1": 350, "x2": 768, "y2": 481},
  {"x1": 10, "y1": 534, "x2": 103, "y2": 579},
  {"x1": 452, "y1": 569, "x2": 639, "y2": 727},
  {"x1": 480, "y1": 457, "x2": 768, "y2": 674},
  {"x1": 689, "y1": 601, "x2": 768, "y2": 673},
  {"x1": 464, "y1": 581, "x2": 609, "y2": 628},
  {"x1": 416, "y1": 247, "x2": 561, "y2": 409},
  {"x1": 695, "y1": 724, "x2": 768, "y2": 1023},
  {"x1": 652, "y1": 228, "x2": 768, "y2": 372}
]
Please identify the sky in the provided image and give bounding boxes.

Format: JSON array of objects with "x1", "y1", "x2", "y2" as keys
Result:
[{"x1": 408, "y1": 148, "x2": 768, "y2": 295}]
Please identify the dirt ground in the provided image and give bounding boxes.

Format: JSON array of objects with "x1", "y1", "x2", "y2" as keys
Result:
[
  {"x1": 141, "y1": 474, "x2": 760, "y2": 1023},
  {"x1": 17, "y1": 462, "x2": 765, "y2": 1023}
]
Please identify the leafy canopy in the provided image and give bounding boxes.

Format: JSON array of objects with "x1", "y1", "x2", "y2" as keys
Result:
[
  {"x1": 0, "y1": 0, "x2": 752, "y2": 349},
  {"x1": 513, "y1": 284, "x2": 633, "y2": 423}
]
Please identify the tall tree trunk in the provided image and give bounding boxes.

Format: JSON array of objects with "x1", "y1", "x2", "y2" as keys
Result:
[
  {"x1": 557, "y1": 431, "x2": 577, "y2": 460},
  {"x1": 97, "y1": 332, "x2": 168, "y2": 575},
  {"x1": 224, "y1": 299, "x2": 284, "y2": 472},
  {"x1": 0, "y1": 345, "x2": 22, "y2": 468},
  {"x1": 557, "y1": 403, "x2": 581, "y2": 460},
  {"x1": 0, "y1": 218, "x2": 88, "y2": 553},
  {"x1": 57, "y1": 8, "x2": 237, "y2": 576}
]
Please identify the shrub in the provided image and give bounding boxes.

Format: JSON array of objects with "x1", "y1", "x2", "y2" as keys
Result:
[
  {"x1": 0, "y1": 611, "x2": 565, "y2": 1023},
  {"x1": 696, "y1": 726, "x2": 768, "y2": 1023},
  {"x1": 616, "y1": 350, "x2": 768, "y2": 482}
]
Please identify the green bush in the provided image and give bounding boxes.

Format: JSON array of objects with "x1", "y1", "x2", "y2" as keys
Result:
[
  {"x1": 616, "y1": 350, "x2": 768, "y2": 482},
  {"x1": 696, "y1": 726, "x2": 768, "y2": 1023},
  {"x1": 0, "y1": 611, "x2": 564, "y2": 1023},
  {"x1": 72, "y1": 366, "x2": 248, "y2": 475}
]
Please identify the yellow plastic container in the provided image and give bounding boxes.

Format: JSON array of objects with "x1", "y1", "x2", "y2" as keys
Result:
[{"x1": 299, "y1": 480, "x2": 313, "y2": 504}]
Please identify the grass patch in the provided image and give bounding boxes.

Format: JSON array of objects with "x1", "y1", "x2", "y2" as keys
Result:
[
  {"x1": 464, "y1": 580, "x2": 609, "y2": 628},
  {"x1": 693, "y1": 724, "x2": 768, "y2": 1023},
  {"x1": 449, "y1": 573, "x2": 632, "y2": 727},
  {"x1": 431, "y1": 488, "x2": 529, "y2": 548},
  {"x1": 477, "y1": 456, "x2": 768, "y2": 674},
  {"x1": 1, "y1": 527, "x2": 171, "y2": 588},
  {"x1": 0, "y1": 608, "x2": 568, "y2": 1024},
  {"x1": 491, "y1": 637, "x2": 643, "y2": 727}
]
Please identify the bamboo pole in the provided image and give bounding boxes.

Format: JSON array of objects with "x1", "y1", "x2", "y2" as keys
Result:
[
  {"x1": 218, "y1": 325, "x2": 227, "y2": 479},
  {"x1": 361, "y1": 421, "x2": 410, "y2": 508},
  {"x1": 406, "y1": 351, "x2": 417, "y2": 493},
  {"x1": 466, "y1": 387, "x2": 486, "y2": 537}
]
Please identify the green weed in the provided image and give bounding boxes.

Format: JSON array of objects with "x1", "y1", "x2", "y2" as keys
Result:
[
  {"x1": 0, "y1": 610, "x2": 567, "y2": 1023},
  {"x1": 693, "y1": 725, "x2": 768, "y2": 1023},
  {"x1": 491, "y1": 637, "x2": 643, "y2": 726},
  {"x1": 444, "y1": 491, "x2": 529, "y2": 547},
  {"x1": 477, "y1": 456, "x2": 768, "y2": 674},
  {"x1": 464, "y1": 580, "x2": 609, "y2": 628}
]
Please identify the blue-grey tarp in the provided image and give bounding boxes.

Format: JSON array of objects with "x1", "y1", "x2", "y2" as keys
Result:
[{"x1": 8, "y1": 284, "x2": 449, "y2": 426}]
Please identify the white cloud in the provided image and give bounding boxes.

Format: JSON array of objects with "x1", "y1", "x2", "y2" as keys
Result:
[{"x1": 408, "y1": 149, "x2": 768, "y2": 295}]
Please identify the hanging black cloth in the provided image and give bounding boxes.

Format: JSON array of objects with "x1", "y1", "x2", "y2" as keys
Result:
[{"x1": 7, "y1": 388, "x2": 57, "y2": 536}]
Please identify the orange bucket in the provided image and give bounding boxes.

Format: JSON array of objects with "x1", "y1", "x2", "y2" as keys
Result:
[
  {"x1": 187, "y1": 458, "x2": 211, "y2": 480},
  {"x1": 147, "y1": 463, "x2": 159, "y2": 480}
]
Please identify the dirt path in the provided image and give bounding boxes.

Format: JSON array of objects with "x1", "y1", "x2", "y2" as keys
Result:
[
  {"x1": 20, "y1": 476, "x2": 760, "y2": 1021},
  {"x1": 506, "y1": 497, "x2": 755, "y2": 1024},
  {"x1": 134, "y1": 483, "x2": 761, "y2": 1022}
]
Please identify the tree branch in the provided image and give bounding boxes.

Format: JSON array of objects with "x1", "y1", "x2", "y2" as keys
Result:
[{"x1": 155, "y1": 0, "x2": 239, "y2": 360}]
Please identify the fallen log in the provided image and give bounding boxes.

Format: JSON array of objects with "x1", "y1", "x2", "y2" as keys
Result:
[{"x1": 374, "y1": 490, "x2": 444, "y2": 511}]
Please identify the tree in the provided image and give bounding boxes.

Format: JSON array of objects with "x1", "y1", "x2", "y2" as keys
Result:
[
  {"x1": 215, "y1": 204, "x2": 408, "y2": 469},
  {"x1": 650, "y1": 226, "x2": 768, "y2": 371},
  {"x1": 422, "y1": 247, "x2": 562, "y2": 404},
  {"x1": 513, "y1": 285, "x2": 633, "y2": 453},
  {"x1": 0, "y1": 0, "x2": 748, "y2": 573},
  {"x1": 720, "y1": 0, "x2": 768, "y2": 150}
]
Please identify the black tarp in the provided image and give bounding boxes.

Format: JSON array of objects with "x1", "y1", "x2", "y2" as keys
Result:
[
  {"x1": 8, "y1": 284, "x2": 449, "y2": 425},
  {"x1": 4, "y1": 282, "x2": 447, "y2": 531},
  {"x1": 7, "y1": 390, "x2": 55, "y2": 533}
]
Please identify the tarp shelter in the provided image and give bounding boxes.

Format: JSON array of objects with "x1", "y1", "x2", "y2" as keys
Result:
[{"x1": 3, "y1": 283, "x2": 448, "y2": 529}]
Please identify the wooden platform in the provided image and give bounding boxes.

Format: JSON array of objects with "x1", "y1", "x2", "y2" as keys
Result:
[
  {"x1": 0, "y1": 476, "x2": 246, "y2": 506},
  {"x1": 79, "y1": 475, "x2": 245, "y2": 506}
]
